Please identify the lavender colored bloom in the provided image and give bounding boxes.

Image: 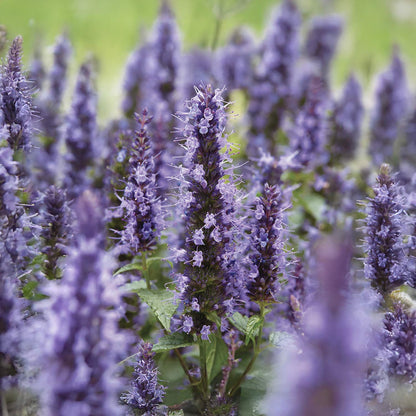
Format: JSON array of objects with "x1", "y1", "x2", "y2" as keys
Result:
[
  {"x1": 174, "y1": 84, "x2": 244, "y2": 335},
  {"x1": 0, "y1": 257, "x2": 21, "y2": 390},
  {"x1": 289, "y1": 77, "x2": 327, "y2": 168},
  {"x1": 266, "y1": 235, "x2": 368, "y2": 416},
  {"x1": 178, "y1": 48, "x2": 214, "y2": 106},
  {"x1": 246, "y1": 0, "x2": 300, "y2": 155},
  {"x1": 122, "y1": 341, "x2": 166, "y2": 415},
  {"x1": 369, "y1": 49, "x2": 408, "y2": 166},
  {"x1": 38, "y1": 185, "x2": 72, "y2": 280},
  {"x1": 328, "y1": 74, "x2": 363, "y2": 163},
  {"x1": 216, "y1": 27, "x2": 255, "y2": 92},
  {"x1": 0, "y1": 36, "x2": 33, "y2": 152},
  {"x1": 0, "y1": 146, "x2": 28, "y2": 269},
  {"x1": 364, "y1": 164, "x2": 406, "y2": 295},
  {"x1": 38, "y1": 191, "x2": 125, "y2": 416},
  {"x1": 64, "y1": 62, "x2": 97, "y2": 198},
  {"x1": 146, "y1": 0, "x2": 181, "y2": 111},
  {"x1": 119, "y1": 110, "x2": 163, "y2": 254},
  {"x1": 122, "y1": 42, "x2": 152, "y2": 118},
  {"x1": 28, "y1": 45, "x2": 46, "y2": 92},
  {"x1": 247, "y1": 184, "x2": 284, "y2": 304},
  {"x1": 383, "y1": 303, "x2": 416, "y2": 384},
  {"x1": 400, "y1": 97, "x2": 416, "y2": 173},
  {"x1": 304, "y1": 15, "x2": 343, "y2": 79}
]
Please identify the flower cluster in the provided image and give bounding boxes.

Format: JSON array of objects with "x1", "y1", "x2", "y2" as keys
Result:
[
  {"x1": 0, "y1": 36, "x2": 33, "y2": 152},
  {"x1": 246, "y1": 0, "x2": 300, "y2": 155},
  {"x1": 383, "y1": 303, "x2": 416, "y2": 384},
  {"x1": 38, "y1": 191, "x2": 125, "y2": 415},
  {"x1": 369, "y1": 49, "x2": 408, "y2": 166},
  {"x1": 174, "y1": 84, "x2": 243, "y2": 335},
  {"x1": 122, "y1": 341, "x2": 166, "y2": 415},
  {"x1": 304, "y1": 15, "x2": 343, "y2": 79},
  {"x1": 64, "y1": 62, "x2": 97, "y2": 198},
  {"x1": 247, "y1": 183, "x2": 285, "y2": 304},
  {"x1": 38, "y1": 185, "x2": 72, "y2": 280},
  {"x1": 119, "y1": 109, "x2": 163, "y2": 254},
  {"x1": 364, "y1": 164, "x2": 406, "y2": 295},
  {"x1": 328, "y1": 74, "x2": 363, "y2": 163},
  {"x1": 289, "y1": 77, "x2": 327, "y2": 168}
]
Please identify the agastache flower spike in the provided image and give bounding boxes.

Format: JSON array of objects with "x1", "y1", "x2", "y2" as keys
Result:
[
  {"x1": 122, "y1": 341, "x2": 166, "y2": 415},
  {"x1": 38, "y1": 191, "x2": 125, "y2": 415},
  {"x1": 174, "y1": 84, "x2": 243, "y2": 335},
  {"x1": 146, "y1": 0, "x2": 181, "y2": 111},
  {"x1": 247, "y1": 184, "x2": 285, "y2": 304},
  {"x1": 400, "y1": 97, "x2": 416, "y2": 174},
  {"x1": 64, "y1": 62, "x2": 97, "y2": 198},
  {"x1": 383, "y1": 303, "x2": 416, "y2": 384},
  {"x1": 304, "y1": 15, "x2": 343, "y2": 79},
  {"x1": 38, "y1": 186, "x2": 73, "y2": 280},
  {"x1": 289, "y1": 77, "x2": 327, "y2": 168},
  {"x1": 369, "y1": 48, "x2": 408, "y2": 166},
  {"x1": 246, "y1": 0, "x2": 300, "y2": 155},
  {"x1": 122, "y1": 42, "x2": 151, "y2": 118},
  {"x1": 119, "y1": 110, "x2": 163, "y2": 254},
  {"x1": 1, "y1": 36, "x2": 33, "y2": 152},
  {"x1": 216, "y1": 27, "x2": 255, "y2": 93},
  {"x1": 364, "y1": 164, "x2": 406, "y2": 295},
  {"x1": 266, "y1": 235, "x2": 368, "y2": 416},
  {"x1": 328, "y1": 74, "x2": 363, "y2": 164}
]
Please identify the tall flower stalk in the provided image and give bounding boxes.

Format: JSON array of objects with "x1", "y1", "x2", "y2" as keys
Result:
[{"x1": 38, "y1": 191, "x2": 125, "y2": 415}]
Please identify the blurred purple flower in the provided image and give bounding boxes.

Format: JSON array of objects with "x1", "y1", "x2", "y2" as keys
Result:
[
  {"x1": 38, "y1": 191, "x2": 125, "y2": 415},
  {"x1": 369, "y1": 48, "x2": 408, "y2": 166},
  {"x1": 328, "y1": 74, "x2": 363, "y2": 163}
]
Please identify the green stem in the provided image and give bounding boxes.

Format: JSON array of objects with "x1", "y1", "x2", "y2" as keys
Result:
[
  {"x1": 199, "y1": 340, "x2": 209, "y2": 399},
  {"x1": 1, "y1": 392, "x2": 9, "y2": 416},
  {"x1": 228, "y1": 306, "x2": 265, "y2": 397},
  {"x1": 141, "y1": 252, "x2": 150, "y2": 289}
]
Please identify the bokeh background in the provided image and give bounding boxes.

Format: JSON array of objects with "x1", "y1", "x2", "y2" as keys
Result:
[{"x1": 1, "y1": 0, "x2": 416, "y2": 119}]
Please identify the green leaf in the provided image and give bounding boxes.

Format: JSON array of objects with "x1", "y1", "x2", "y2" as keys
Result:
[
  {"x1": 121, "y1": 280, "x2": 147, "y2": 293},
  {"x1": 146, "y1": 256, "x2": 173, "y2": 269},
  {"x1": 229, "y1": 312, "x2": 249, "y2": 334},
  {"x1": 152, "y1": 333, "x2": 195, "y2": 353},
  {"x1": 114, "y1": 262, "x2": 143, "y2": 276},
  {"x1": 245, "y1": 315, "x2": 263, "y2": 345},
  {"x1": 205, "y1": 334, "x2": 229, "y2": 383},
  {"x1": 136, "y1": 288, "x2": 178, "y2": 331},
  {"x1": 269, "y1": 331, "x2": 294, "y2": 349},
  {"x1": 169, "y1": 411, "x2": 185, "y2": 416}
]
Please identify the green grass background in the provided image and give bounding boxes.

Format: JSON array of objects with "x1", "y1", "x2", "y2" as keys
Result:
[{"x1": 1, "y1": 0, "x2": 415, "y2": 119}]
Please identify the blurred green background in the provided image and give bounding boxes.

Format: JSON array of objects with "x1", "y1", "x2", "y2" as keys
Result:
[{"x1": 1, "y1": 0, "x2": 415, "y2": 119}]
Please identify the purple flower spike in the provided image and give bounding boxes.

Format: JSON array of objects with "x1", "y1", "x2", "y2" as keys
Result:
[
  {"x1": 247, "y1": 184, "x2": 285, "y2": 304},
  {"x1": 39, "y1": 186, "x2": 73, "y2": 280},
  {"x1": 1, "y1": 36, "x2": 33, "y2": 152},
  {"x1": 383, "y1": 303, "x2": 416, "y2": 384},
  {"x1": 304, "y1": 15, "x2": 343, "y2": 79},
  {"x1": 289, "y1": 77, "x2": 327, "y2": 168},
  {"x1": 400, "y1": 97, "x2": 416, "y2": 175},
  {"x1": 328, "y1": 74, "x2": 363, "y2": 164},
  {"x1": 266, "y1": 235, "x2": 368, "y2": 416},
  {"x1": 147, "y1": 0, "x2": 181, "y2": 110},
  {"x1": 216, "y1": 27, "x2": 255, "y2": 93},
  {"x1": 38, "y1": 190, "x2": 125, "y2": 416},
  {"x1": 122, "y1": 42, "x2": 151, "y2": 118},
  {"x1": 119, "y1": 110, "x2": 164, "y2": 254},
  {"x1": 174, "y1": 84, "x2": 244, "y2": 334},
  {"x1": 364, "y1": 164, "x2": 406, "y2": 295},
  {"x1": 247, "y1": 0, "x2": 301, "y2": 155},
  {"x1": 369, "y1": 48, "x2": 408, "y2": 166},
  {"x1": 122, "y1": 341, "x2": 166, "y2": 415},
  {"x1": 0, "y1": 257, "x2": 21, "y2": 390},
  {"x1": 64, "y1": 62, "x2": 97, "y2": 198}
]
